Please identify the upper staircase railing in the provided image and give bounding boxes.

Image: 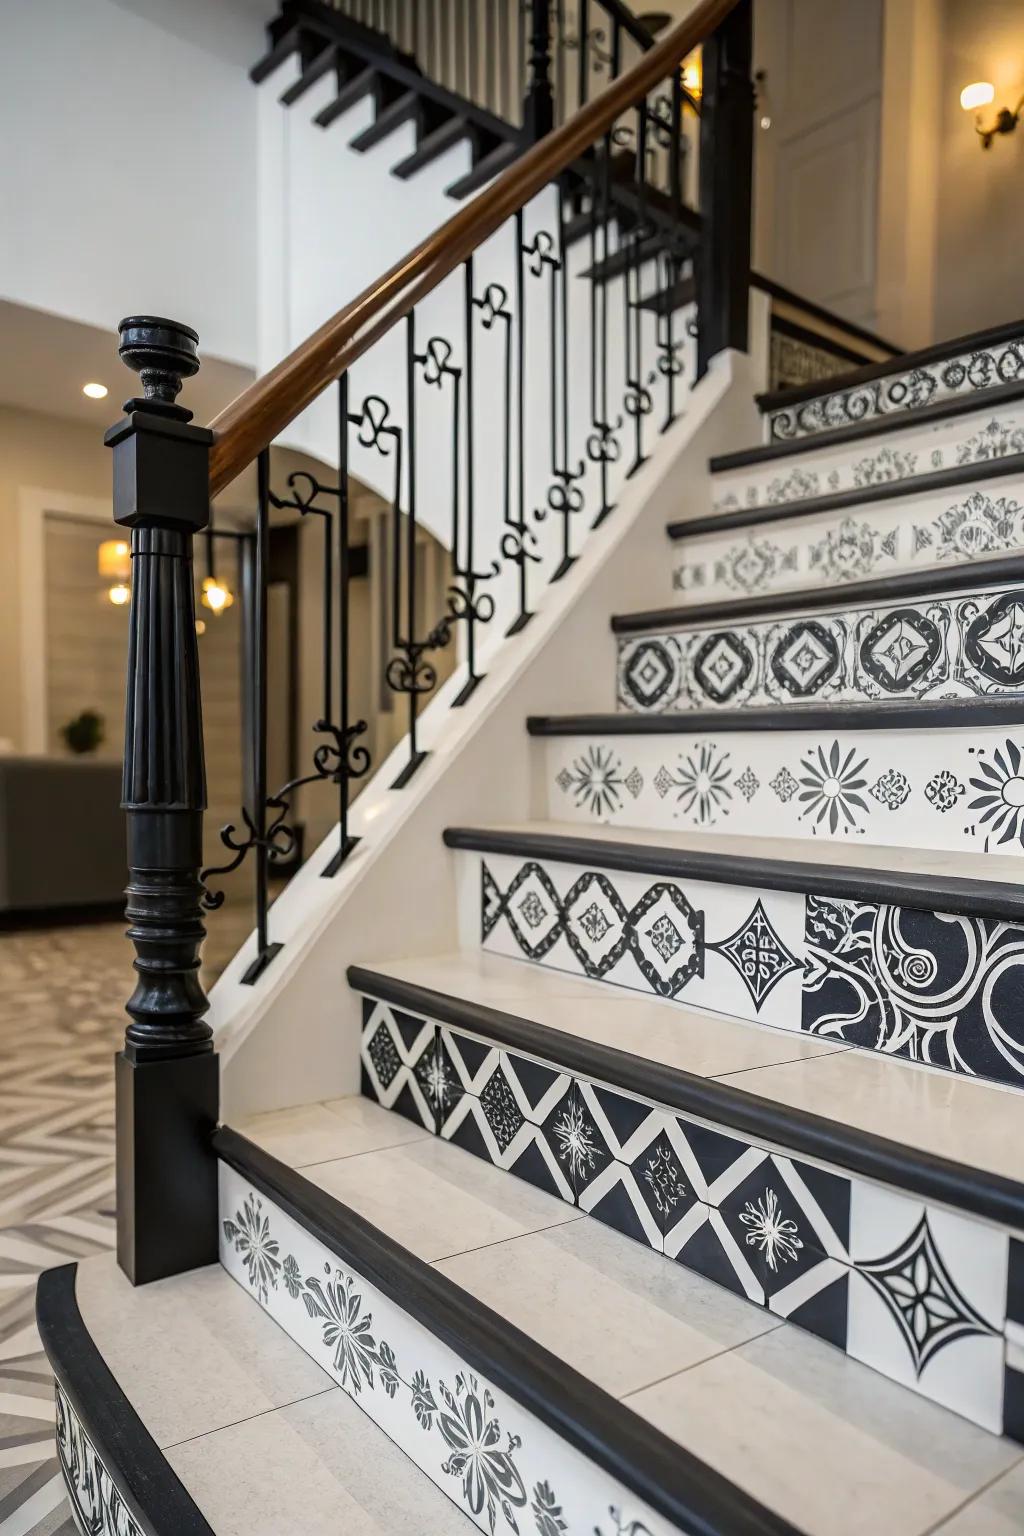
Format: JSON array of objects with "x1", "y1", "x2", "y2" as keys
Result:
[{"x1": 106, "y1": 0, "x2": 750, "y2": 1284}]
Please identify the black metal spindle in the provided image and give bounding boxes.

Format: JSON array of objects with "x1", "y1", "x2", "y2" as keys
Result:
[
  {"x1": 578, "y1": 0, "x2": 590, "y2": 108},
  {"x1": 587, "y1": 126, "x2": 619, "y2": 526},
  {"x1": 458, "y1": 259, "x2": 479, "y2": 700},
  {"x1": 508, "y1": 208, "x2": 533, "y2": 634}
]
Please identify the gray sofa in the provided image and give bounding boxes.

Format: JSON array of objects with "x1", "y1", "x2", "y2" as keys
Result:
[{"x1": 0, "y1": 757, "x2": 124, "y2": 914}]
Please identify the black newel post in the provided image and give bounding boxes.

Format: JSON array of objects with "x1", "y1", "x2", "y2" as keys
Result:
[
  {"x1": 523, "y1": 0, "x2": 554, "y2": 140},
  {"x1": 105, "y1": 317, "x2": 219, "y2": 1286},
  {"x1": 696, "y1": 0, "x2": 754, "y2": 378}
]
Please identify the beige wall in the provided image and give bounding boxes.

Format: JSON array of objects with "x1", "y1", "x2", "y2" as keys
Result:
[
  {"x1": 0, "y1": 406, "x2": 112, "y2": 751},
  {"x1": 933, "y1": 0, "x2": 1024, "y2": 339}
]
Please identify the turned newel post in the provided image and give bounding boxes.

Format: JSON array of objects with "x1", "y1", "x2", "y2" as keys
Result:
[
  {"x1": 105, "y1": 316, "x2": 219, "y2": 1286},
  {"x1": 523, "y1": 0, "x2": 554, "y2": 141}
]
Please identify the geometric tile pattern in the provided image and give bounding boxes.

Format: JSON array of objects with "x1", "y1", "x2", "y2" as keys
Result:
[
  {"x1": 218, "y1": 1159, "x2": 677, "y2": 1536},
  {"x1": 766, "y1": 335, "x2": 1024, "y2": 441},
  {"x1": 671, "y1": 482, "x2": 1024, "y2": 604},
  {"x1": 0, "y1": 923, "x2": 124, "y2": 1536},
  {"x1": 544, "y1": 726, "x2": 1024, "y2": 859},
  {"x1": 712, "y1": 404, "x2": 1024, "y2": 515},
  {"x1": 358, "y1": 993, "x2": 1019, "y2": 1441},
  {"x1": 617, "y1": 584, "x2": 1024, "y2": 714},
  {"x1": 477, "y1": 852, "x2": 1024, "y2": 1092}
]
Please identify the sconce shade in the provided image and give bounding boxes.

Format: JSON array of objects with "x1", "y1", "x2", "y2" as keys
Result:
[
  {"x1": 961, "y1": 81, "x2": 995, "y2": 111},
  {"x1": 98, "y1": 538, "x2": 130, "y2": 580}
]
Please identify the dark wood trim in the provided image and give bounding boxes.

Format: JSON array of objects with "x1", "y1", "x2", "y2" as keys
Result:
[
  {"x1": 710, "y1": 377, "x2": 1024, "y2": 473},
  {"x1": 213, "y1": 1128, "x2": 801, "y2": 1536},
  {"x1": 526, "y1": 697, "x2": 1024, "y2": 735},
  {"x1": 752, "y1": 272, "x2": 902, "y2": 357},
  {"x1": 669, "y1": 449, "x2": 1024, "y2": 541},
  {"x1": 611, "y1": 551, "x2": 1024, "y2": 632},
  {"x1": 696, "y1": 0, "x2": 752, "y2": 377},
  {"x1": 441, "y1": 824, "x2": 1024, "y2": 922},
  {"x1": 757, "y1": 316, "x2": 1024, "y2": 416},
  {"x1": 770, "y1": 313, "x2": 878, "y2": 370},
  {"x1": 348, "y1": 967, "x2": 1024, "y2": 1234},
  {"x1": 208, "y1": 0, "x2": 741, "y2": 495},
  {"x1": 35, "y1": 1264, "x2": 215, "y2": 1536}
]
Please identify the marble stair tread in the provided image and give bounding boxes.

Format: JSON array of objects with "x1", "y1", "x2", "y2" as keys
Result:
[
  {"x1": 72, "y1": 1253, "x2": 470, "y2": 1536},
  {"x1": 233, "y1": 1110, "x2": 1022, "y2": 1536},
  {"x1": 444, "y1": 818, "x2": 1024, "y2": 898},
  {"x1": 351, "y1": 951, "x2": 1024, "y2": 1195}
]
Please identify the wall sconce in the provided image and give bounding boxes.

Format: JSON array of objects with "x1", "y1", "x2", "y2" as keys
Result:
[
  {"x1": 200, "y1": 574, "x2": 234, "y2": 614},
  {"x1": 98, "y1": 538, "x2": 130, "y2": 607},
  {"x1": 961, "y1": 80, "x2": 1024, "y2": 148}
]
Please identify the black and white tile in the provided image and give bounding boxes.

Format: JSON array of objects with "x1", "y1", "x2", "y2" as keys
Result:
[
  {"x1": 672, "y1": 477, "x2": 1024, "y2": 602},
  {"x1": 544, "y1": 727, "x2": 1024, "y2": 859},
  {"x1": 218, "y1": 1161, "x2": 679, "y2": 1536},
  {"x1": 765, "y1": 334, "x2": 1024, "y2": 442},
  {"x1": 713, "y1": 402, "x2": 1024, "y2": 514},
  {"x1": 468, "y1": 853, "x2": 1024, "y2": 1092},
  {"x1": 354, "y1": 991, "x2": 1021, "y2": 1441},
  {"x1": 360, "y1": 995, "x2": 437, "y2": 1131},
  {"x1": 52, "y1": 1383, "x2": 143, "y2": 1536},
  {"x1": 617, "y1": 583, "x2": 1024, "y2": 714}
]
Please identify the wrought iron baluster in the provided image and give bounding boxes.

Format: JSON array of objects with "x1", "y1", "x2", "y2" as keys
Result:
[
  {"x1": 543, "y1": 180, "x2": 585, "y2": 579},
  {"x1": 586, "y1": 129, "x2": 621, "y2": 525},
  {"x1": 577, "y1": 0, "x2": 589, "y2": 108},
  {"x1": 326, "y1": 372, "x2": 368, "y2": 872}
]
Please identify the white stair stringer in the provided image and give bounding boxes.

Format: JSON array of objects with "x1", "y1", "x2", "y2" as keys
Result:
[{"x1": 209, "y1": 352, "x2": 756, "y2": 1120}]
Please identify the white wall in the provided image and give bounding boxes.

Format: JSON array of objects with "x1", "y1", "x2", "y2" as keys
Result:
[{"x1": 0, "y1": 0, "x2": 270, "y2": 368}]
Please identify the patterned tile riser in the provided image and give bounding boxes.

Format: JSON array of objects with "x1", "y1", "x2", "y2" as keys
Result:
[
  {"x1": 671, "y1": 478, "x2": 1024, "y2": 604},
  {"x1": 544, "y1": 730, "x2": 1024, "y2": 861},
  {"x1": 218, "y1": 1160, "x2": 677, "y2": 1536},
  {"x1": 617, "y1": 585, "x2": 1024, "y2": 714},
  {"x1": 52, "y1": 1382, "x2": 143, "y2": 1536},
  {"x1": 359, "y1": 997, "x2": 1020, "y2": 1442},
  {"x1": 765, "y1": 339, "x2": 1024, "y2": 442},
  {"x1": 469, "y1": 853, "x2": 1024, "y2": 1092},
  {"x1": 714, "y1": 405, "x2": 1024, "y2": 513}
]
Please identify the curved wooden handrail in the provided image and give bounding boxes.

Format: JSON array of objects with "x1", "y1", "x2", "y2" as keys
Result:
[{"x1": 208, "y1": 0, "x2": 737, "y2": 497}]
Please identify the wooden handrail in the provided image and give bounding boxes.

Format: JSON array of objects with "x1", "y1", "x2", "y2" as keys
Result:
[{"x1": 208, "y1": 0, "x2": 738, "y2": 497}]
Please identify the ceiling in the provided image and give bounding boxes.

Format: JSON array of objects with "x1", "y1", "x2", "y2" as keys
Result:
[{"x1": 0, "y1": 300, "x2": 255, "y2": 430}]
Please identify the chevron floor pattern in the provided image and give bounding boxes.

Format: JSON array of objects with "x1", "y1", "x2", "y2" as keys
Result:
[{"x1": 0, "y1": 914, "x2": 249, "y2": 1534}]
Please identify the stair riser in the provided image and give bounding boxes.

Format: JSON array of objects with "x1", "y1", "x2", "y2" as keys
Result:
[
  {"x1": 765, "y1": 334, "x2": 1024, "y2": 442},
  {"x1": 541, "y1": 727, "x2": 1024, "y2": 860},
  {"x1": 461, "y1": 849, "x2": 1024, "y2": 1091},
  {"x1": 716, "y1": 401, "x2": 1024, "y2": 514},
  {"x1": 218, "y1": 1160, "x2": 680, "y2": 1536},
  {"x1": 358, "y1": 993, "x2": 1023, "y2": 1443},
  {"x1": 672, "y1": 474, "x2": 1024, "y2": 603},
  {"x1": 617, "y1": 582, "x2": 1024, "y2": 713}
]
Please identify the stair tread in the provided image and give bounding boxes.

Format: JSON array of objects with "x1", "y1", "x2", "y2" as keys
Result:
[
  {"x1": 72, "y1": 1253, "x2": 468, "y2": 1534},
  {"x1": 351, "y1": 951, "x2": 1023, "y2": 1191},
  {"x1": 445, "y1": 819, "x2": 1024, "y2": 892},
  {"x1": 228, "y1": 1098, "x2": 1020, "y2": 1536}
]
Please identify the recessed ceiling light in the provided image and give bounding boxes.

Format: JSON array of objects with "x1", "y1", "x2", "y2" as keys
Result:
[{"x1": 82, "y1": 382, "x2": 108, "y2": 400}]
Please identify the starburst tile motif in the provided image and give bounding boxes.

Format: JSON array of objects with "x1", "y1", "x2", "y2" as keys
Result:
[
  {"x1": 551, "y1": 1096, "x2": 600, "y2": 1184},
  {"x1": 713, "y1": 900, "x2": 800, "y2": 1009},
  {"x1": 735, "y1": 765, "x2": 760, "y2": 801},
  {"x1": 857, "y1": 1214, "x2": 998, "y2": 1376},
  {"x1": 563, "y1": 744, "x2": 624, "y2": 817},
  {"x1": 870, "y1": 767, "x2": 911, "y2": 810},
  {"x1": 739, "y1": 1188, "x2": 803, "y2": 1273},
  {"x1": 671, "y1": 743, "x2": 733, "y2": 825},
  {"x1": 797, "y1": 740, "x2": 870, "y2": 835},
  {"x1": 968, "y1": 739, "x2": 1024, "y2": 848},
  {"x1": 925, "y1": 769, "x2": 966, "y2": 812},
  {"x1": 770, "y1": 765, "x2": 799, "y2": 803}
]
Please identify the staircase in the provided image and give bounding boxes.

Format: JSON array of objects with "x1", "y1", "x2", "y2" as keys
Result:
[{"x1": 33, "y1": 1, "x2": 1024, "y2": 1533}]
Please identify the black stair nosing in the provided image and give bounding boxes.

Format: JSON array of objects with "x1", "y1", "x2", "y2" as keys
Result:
[
  {"x1": 441, "y1": 825, "x2": 1024, "y2": 923},
  {"x1": 313, "y1": 63, "x2": 380, "y2": 127},
  {"x1": 392, "y1": 113, "x2": 475, "y2": 179},
  {"x1": 347, "y1": 965, "x2": 1024, "y2": 1236},
  {"x1": 35, "y1": 1264, "x2": 215, "y2": 1536},
  {"x1": 446, "y1": 137, "x2": 524, "y2": 200},
  {"x1": 710, "y1": 379, "x2": 1024, "y2": 475},
  {"x1": 669, "y1": 450, "x2": 1024, "y2": 543},
  {"x1": 610, "y1": 551, "x2": 1024, "y2": 634},
  {"x1": 751, "y1": 272, "x2": 903, "y2": 359},
  {"x1": 348, "y1": 88, "x2": 426, "y2": 152},
  {"x1": 251, "y1": 21, "x2": 305, "y2": 83},
  {"x1": 526, "y1": 697, "x2": 1024, "y2": 736},
  {"x1": 214, "y1": 1127, "x2": 802, "y2": 1536},
  {"x1": 757, "y1": 316, "x2": 1024, "y2": 417},
  {"x1": 278, "y1": 40, "x2": 340, "y2": 104}
]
